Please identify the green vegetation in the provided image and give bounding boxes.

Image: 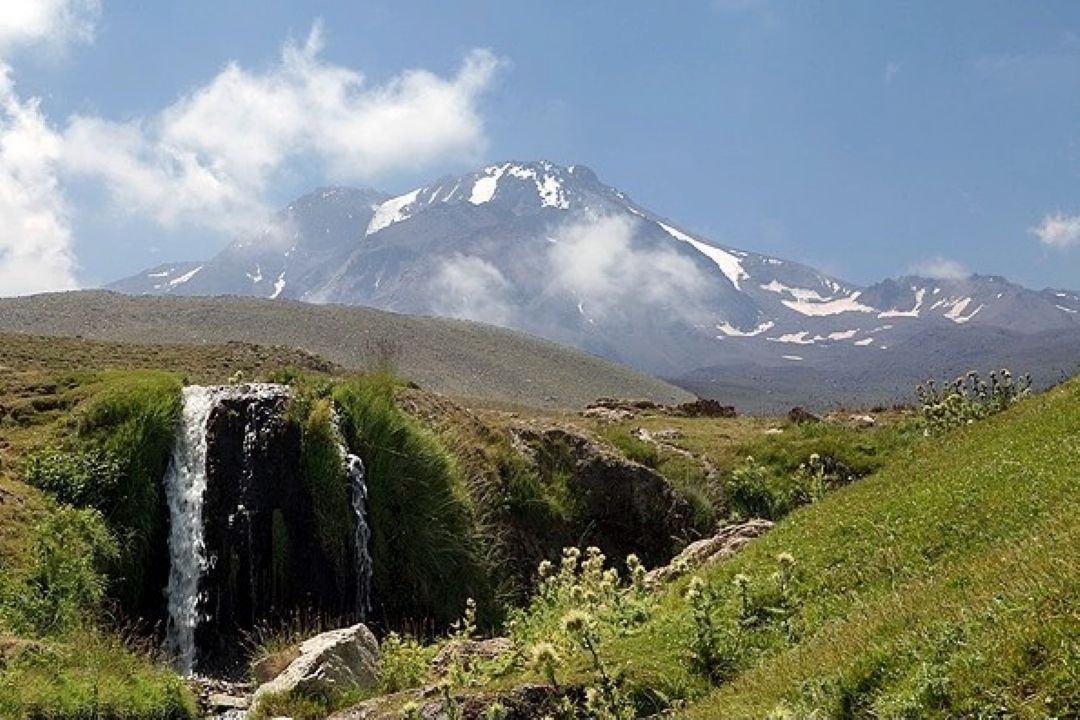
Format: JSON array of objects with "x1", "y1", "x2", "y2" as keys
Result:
[
  {"x1": 334, "y1": 373, "x2": 495, "y2": 627},
  {"x1": 352, "y1": 376, "x2": 1078, "y2": 719},
  {"x1": 2, "y1": 331, "x2": 1075, "y2": 719}
]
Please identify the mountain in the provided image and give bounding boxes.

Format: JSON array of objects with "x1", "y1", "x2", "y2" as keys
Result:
[
  {"x1": 0, "y1": 291, "x2": 693, "y2": 409},
  {"x1": 110, "y1": 160, "x2": 1080, "y2": 408}
]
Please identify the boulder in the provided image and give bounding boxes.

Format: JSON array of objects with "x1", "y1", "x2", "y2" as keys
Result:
[
  {"x1": 646, "y1": 519, "x2": 774, "y2": 584},
  {"x1": 253, "y1": 623, "x2": 379, "y2": 704},
  {"x1": 670, "y1": 399, "x2": 736, "y2": 418},
  {"x1": 512, "y1": 426, "x2": 694, "y2": 567},
  {"x1": 429, "y1": 637, "x2": 515, "y2": 677},
  {"x1": 787, "y1": 406, "x2": 820, "y2": 425},
  {"x1": 850, "y1": 414, "x2": 877, "y2": 429}
]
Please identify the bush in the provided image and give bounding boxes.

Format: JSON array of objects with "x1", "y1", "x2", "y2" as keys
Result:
[
  {"x1": 0, "y1": 506, "x2": 117, "y2": 637},
  {"x1": 68, "y1": 371, "x2": 182, "y2": 614},
  {"x1": 333, "y1": 373, "x2": 493, "y2": 628}
]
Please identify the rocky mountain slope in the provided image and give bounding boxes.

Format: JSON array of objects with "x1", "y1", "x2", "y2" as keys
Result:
[{"x1": 110, "y1": 161, "x2": 1080, "y2": 407}]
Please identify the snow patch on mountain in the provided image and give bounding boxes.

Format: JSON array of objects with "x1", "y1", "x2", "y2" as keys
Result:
[
  {"x1": 657, "y1": 221, "x2": 748, "y2": 289},
  {"x1": 367, "y1": 189, "x2": 422, "y2": 235},
  {"x1": 782, "y1": 293, "x2": 874, "y2": 317},
  {"x1": 768, "y1": 331, "x2": 815, "y2": 344},
  {"x1": 169, "y1": 266, "x2": 203, "y2": 286},
  {"x1": 717, "y1": 320, "x2": 775, "y2": 337},
  {"x1": 271, "y1": 272, "x2": 286, "y2": 299},
  {"x1": 879, "y1": 287, "x2": 926, "y2": 318}
]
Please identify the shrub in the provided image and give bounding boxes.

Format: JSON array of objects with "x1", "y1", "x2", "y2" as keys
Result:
[
  {"x1": 377, "y1": 632, "x2": 434, "y2": 693},
  {"x1": 333, "y1": 373, "x2": 492, "y2": 628},
  {"x1": 0, "y1": 506, "x2": 117, "y2": 637}
]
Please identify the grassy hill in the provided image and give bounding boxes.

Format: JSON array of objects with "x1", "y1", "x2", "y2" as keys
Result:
[
  {"x1": 0, "y1": 291, "x2": 693, "y2": 409},
  {"x1": 340, "y1": 375, "x2": 1078, "y2": 719}
]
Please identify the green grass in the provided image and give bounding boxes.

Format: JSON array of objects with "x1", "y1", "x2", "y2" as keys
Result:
[
  {"x1": 334, "y1": 373, "x2": 495, "y2": 628},
  {"x1": 390, "y1": 377, "x2": 1078, "y2": 719},
  {"x1": 578, "y1": 376, "x2": 1080, "y2": 717},
  {"x1": 0, "y1": 630, "x2": 195, "y2": 720}
]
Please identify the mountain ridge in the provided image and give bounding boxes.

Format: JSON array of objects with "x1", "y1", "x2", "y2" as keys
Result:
[{"x1": 108, "y1": 160, "x2": 1080, "y2": 406}]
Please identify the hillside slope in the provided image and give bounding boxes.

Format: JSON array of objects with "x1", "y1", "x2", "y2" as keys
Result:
[
  {"x1": 0, "y1": 292, "x2": 693, "y2": 408},
  {"x1": 335, "y1": 374, "x2": 1079, "y2": 719}
]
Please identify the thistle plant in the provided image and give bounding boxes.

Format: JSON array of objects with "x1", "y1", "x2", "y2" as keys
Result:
[
  {"x1": 773, "y1": 553, "x2": 799, "y2": 643},
  {"x1": 529, "y1": 641, "x2": 562, "y2": 689},
  {"x1": 916, "y1": 368, "x2": 1030, "y2": 434},
  {"x1": 561, "y1": 609, "x2": 633, "y2": 720}
]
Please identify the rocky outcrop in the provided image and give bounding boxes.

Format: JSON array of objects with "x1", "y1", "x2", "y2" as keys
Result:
[
  {"x1": 670, "y1": 398, "x2": 737, "y2": 418},
  {"x1": 429, "y1": 637, "x2": 515, "y2": 677},
  {"x1": 329, "y1": 683, "x2": 564, "y2": 720},
  {"x1": 512, "y1": 425, "x2": 694, "y2": 567},
  {"x1": 646, "y1": 519, "x2": 774, "y2": 584},
  {"x1": 253, "y1": 623, "x2": 379, "y2": 705}
]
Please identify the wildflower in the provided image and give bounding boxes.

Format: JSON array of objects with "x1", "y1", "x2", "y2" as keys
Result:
[
  {"x1": 732, "y1": 573, "x2": 750, "y2": 590},
  {"x1": 537, "y1": 559, "x2": 554, "y2": 578},
  {"x1": 560, "y1": 609, "x2": 592, "y2": 635},
  {"x1": 776, "y1": 552, "x2": 796, "y2": 569},
  {"x1": 685, "y1": 576, "x2": 707, "y2": 604}
]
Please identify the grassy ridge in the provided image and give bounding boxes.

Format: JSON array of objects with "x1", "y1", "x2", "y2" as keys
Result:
[{"x1": 0, "y1": 292, "x2": 694, "y2": 408}]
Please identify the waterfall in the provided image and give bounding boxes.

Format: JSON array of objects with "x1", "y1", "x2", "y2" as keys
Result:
[
  {"x1": 163, "y1": 383, "x2": 289, "y2": 674},
  {"x1": 347, "y1": 453, "x2": 373, "y2": 617},
  {"x1": 333, "y1": 411, "x2": 373, "y2": 618},
  {"x1": 162, "y1": 386, "x2": 215, "y2": 675}
]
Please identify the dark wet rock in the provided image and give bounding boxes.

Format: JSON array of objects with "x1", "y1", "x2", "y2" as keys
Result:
[{"x1": 512, "y1": 425, "x2": 694, "y2": 567}]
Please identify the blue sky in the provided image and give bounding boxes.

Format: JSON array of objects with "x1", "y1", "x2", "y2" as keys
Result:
[{"x1": 2, "y1": 0, "x2": 1079, "y2": 293}]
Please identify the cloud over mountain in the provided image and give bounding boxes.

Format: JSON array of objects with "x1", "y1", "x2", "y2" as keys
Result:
[{"x1": 0, "y1": 16, "x2": 501, "y2": 295}]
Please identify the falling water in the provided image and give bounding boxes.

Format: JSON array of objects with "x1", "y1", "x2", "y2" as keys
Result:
[
  {"x1": 333, "y1": 411, "x2": 373, "y2": 617},
  {"x1": 162, "y1": 386, "x2": 216, "y2": 675},
  {"x1": 346, "y1": 452, "x2": 373, "y2": 617},
  {"x1": 163, "y1": 383, "x2": 289, "y2": 674}
]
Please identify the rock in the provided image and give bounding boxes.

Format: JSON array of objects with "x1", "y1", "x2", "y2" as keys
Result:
[
  {"x1": 764, "y1": 427, "x2": 784, "y2": 435},
  {"x1": 581, "y1": 406, "x2": 635, "y2": 423},
  {"x1": 208, "y1": 693, "x2": 249, "y2": 710},
  {"x1": 429, "y1": 637, "x2": 515, "y2": 677},
  {"x1": 645, "y1": 519, "x2": 774, "y2": 584},
  {"x1": 253, "y1": 623, "x2": 379, "y2": 704},
  {"x1": 329, "y1": 683, "x2": 562, "y2": 720},
  {"x1": 670, "y1": 399, "x2": 736, "y2": 418},
  {"x1": 787, "y1": 406, "x2": 820, "y2": 425},
  {"x1": 850, "y1": 414, "x2": 877, "y2": 428},
  {"x1": 652, "y1": 428, "x2": 684, "y2": 441},
  {"x1": 512, "y1": 426, "x2": 694, "y2": 567},
  {"x1": 251, "y1": 645, "x2": 302, "y2": 685}
]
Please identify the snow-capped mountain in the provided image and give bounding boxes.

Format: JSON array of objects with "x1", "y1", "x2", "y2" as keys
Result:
[{"x1": 111, "y1": 161, "x2": 1080, "y2": 406}]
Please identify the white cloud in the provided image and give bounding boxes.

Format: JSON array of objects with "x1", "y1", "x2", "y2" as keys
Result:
[
  {"x1": 0, "y1": 67, "x2": 77, "y2": 295},
  {"x1": 909, "y1": 256, "x2": 970, "y2": 280},
  {"x1": 0, "y1": 0, "x2": 100, "y2": 296},
  {"x1": 884, "y1": 60, "x2": 902, "y2": 84},
  {"x1": 1029, "y1": 212, "x2": 1080, "y2": 249},
  {"x1": 431, "y1": 253, "x2": 516, "y2": 326},
  {"x1": 61, "y1": 24, "x2": 502, "y2": 235},
  {"x1": 547, "y1": 212, "x2": 709, "y2": 319},
  {"x1": 0, "y1": 0, "x2": 100, "y2": 55}
]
